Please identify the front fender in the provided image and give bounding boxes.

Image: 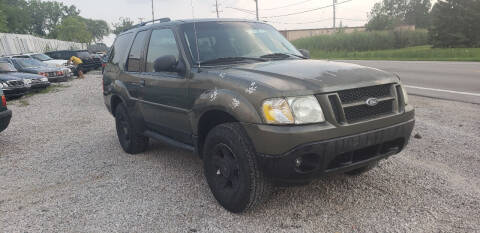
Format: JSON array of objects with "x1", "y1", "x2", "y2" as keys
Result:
[{"x1": 191, "y1": 88, "x2": 263, "y2": 134}]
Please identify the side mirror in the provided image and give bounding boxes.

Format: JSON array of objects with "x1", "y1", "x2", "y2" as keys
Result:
[
  {"x1": 298, "y1": 49, "x2": 310, "y2": 59},
  {"x1": 154, "y1": 55, "x2": 178, "y2": 72}
]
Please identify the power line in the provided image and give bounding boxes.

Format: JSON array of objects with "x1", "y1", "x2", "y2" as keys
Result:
[
  {"x1": 265, "y1": 18, "x2": 332, "y2": 25},
  {"x1": 254, "y1": 0, "x2": 259, "y2": 21},
  {"x1": 261, "y1": 0, "x2": 317, "y2": 10},
  {"x1": 151, "y1": 0, "x2": 155, "y2": 21},
  {"x1": 262, "y1": 0, "x2": 354, "y2": 19},
  {"x1": 226, "y1": 6, "x2": 257, "y2": 15},
  {"x1": 214, "y1": 0, "x2": 221, "y2": 18}
]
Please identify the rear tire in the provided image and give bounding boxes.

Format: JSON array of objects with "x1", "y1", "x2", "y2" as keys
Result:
[
  {"x1": 345, "y1": 161, "x2": 378, "y2": 176},
  {"x1": 114, "y1": 104, "x2": 148, "y2": 154},
  {"x1": 203, "y1": 123, "x2": 272, "y2": 213}
]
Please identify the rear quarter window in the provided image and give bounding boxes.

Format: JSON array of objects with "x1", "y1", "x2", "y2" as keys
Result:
[{"x1": 110, "y1": 33, "x2": 135, "y2": 71}]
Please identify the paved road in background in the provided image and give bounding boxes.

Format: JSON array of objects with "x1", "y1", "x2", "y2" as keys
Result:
[{"x1": 340, "y1": 60, "x2": 480, "y2": 104}]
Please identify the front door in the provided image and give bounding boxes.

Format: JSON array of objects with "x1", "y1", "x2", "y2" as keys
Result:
[{"x1": 139, "y1": 28, "x2": 191, "y2": 144}]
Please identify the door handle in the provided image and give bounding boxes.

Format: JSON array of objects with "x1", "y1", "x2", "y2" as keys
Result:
[{"x1": 139, "y1": 80, "x2": 146, "y2": 87}]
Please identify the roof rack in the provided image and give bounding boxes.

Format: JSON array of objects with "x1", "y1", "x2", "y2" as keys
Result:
[{"x1": 126, "y1": 18, "x2": 171, "y2": 32}]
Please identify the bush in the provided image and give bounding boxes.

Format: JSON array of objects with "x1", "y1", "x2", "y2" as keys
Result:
[
  {"x1": 429, "y1": 0, "x2": 480, "y2": 48},
  {"x1": 293, "y1": 29, "x2": 429, "y2": 52}
]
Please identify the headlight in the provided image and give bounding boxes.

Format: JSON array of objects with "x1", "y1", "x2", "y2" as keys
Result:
[
  {"x1": 262, "y1": 95, "x2": 325, "y2": 125},
  {"x1": 401, "y1": 85, "x2": 409, "y2": 105},
  {"x1": 287, "y1": 96, "x2": 325, "y2": 124},
  {"x1": 0, "y1": 83, "x2": 5, "y2": 88},
  {"x1": 262, "y1": 98, "x2": 294, "y2": 124},
  {"x1": 41, "y1": 77, "x2": 48, "y2": 82}
]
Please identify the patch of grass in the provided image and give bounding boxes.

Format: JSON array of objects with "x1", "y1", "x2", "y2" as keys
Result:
[
  {"x1": 18, "y1": 99, "x2": 29, "y2": 107},
  {"x1": 309, "y1": 46, "x2": 480, "y2": 61},
  {"x1": 293, "y1": 30, "x2": 429, "y2": 52}
]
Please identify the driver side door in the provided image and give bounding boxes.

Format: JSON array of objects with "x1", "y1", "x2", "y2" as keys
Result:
[{"x1": 138, "y1": 28, "x2": 192, "y2": 144}]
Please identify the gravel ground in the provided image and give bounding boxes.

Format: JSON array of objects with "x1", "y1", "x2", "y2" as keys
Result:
[{"x1": 0, "y1": 72, "x2": 479, "y2": 232}]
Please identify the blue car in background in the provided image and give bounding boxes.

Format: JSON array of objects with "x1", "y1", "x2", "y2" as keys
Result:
[
  {"x1": 3, "y1": 57, "x2": 70, "y2": 82},
  {"x1": 0, "y1": 60, "x2": 50, "y2": 96}
]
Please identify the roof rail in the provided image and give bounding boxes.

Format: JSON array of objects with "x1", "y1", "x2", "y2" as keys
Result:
[{"x1": 126, "y1": 18, "x2": 171, "y2": 32}]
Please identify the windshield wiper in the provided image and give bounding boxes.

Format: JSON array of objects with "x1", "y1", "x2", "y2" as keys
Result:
[
  {"x1": 260, "y1": 53, "x2": 306, "y2": 59},
  {"x1": 199, "y1": 57, "x2": 267, "y2": 66}
]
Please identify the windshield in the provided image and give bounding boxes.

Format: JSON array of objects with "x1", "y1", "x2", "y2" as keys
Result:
[
  {"x1": 32, "y1": 53, "x2": 53, "y2": 61},
  {"x1": 0, "y1": 62, "x2": 17, "y2": 72},
  {"x1": 14, "y1": 58, "x2": 47, "y2": 68},
  {"x1": 181, "y1": 21, "x2": 302, "y2": 65}
]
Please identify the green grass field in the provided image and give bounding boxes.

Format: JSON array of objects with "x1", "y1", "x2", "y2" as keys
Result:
[{"x1": 309, "y1": 46, "x2": 480, "y2": 61}]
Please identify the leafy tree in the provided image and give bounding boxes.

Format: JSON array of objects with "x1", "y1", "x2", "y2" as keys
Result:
[
  {"x1": 112, "y1": 17, "x2": 135, "y2": 35},
  {"x1": 366, "y1": 0, "x2": 431, "y2": 30},
  {"x1": 83, "y1": 18, "x2": 110, "y2": 42},
  {"x1": 429, "y1": 0, "x2": 480, "y2": 48},
  {"x1": 0, "y1": 0, "x2": 32, "y2": 34},
  {"x1": 0, "y1": 9, "x2": 8, "y2": 32},
  {"x1": 405, "y1": 0, "x2": 431, "y2": 29},
  {"x1": 55, "y1": 16, "x2": 93, "y2": 43}
]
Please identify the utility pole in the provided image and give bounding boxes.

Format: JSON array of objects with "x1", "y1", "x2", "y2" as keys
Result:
[
  {"x1": 332, "y1": 0, "x2": 336, "y2": 28},
  {"x1": 215, "y1": 0, "x2": 220, "y2": 18},
  {"x1": 255, "y1": 0, "x2": 259, "y2": 21},
  {"x1": 152, "y1": 0, "x2": 155, "y2": 22}
]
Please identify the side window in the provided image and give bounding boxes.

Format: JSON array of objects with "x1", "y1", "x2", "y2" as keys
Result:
[
  {"x1": 146, "y1": 29, "x2": 179, "y2": 73},
  {"x1": 111, "y1": 32, "x2": 134, "y2": 70},
  {"x1": 127, "y1": 30, "x2": 148, "y2": 72}
]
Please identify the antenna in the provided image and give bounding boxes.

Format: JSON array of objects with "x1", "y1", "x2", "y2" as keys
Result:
[{"x1": 190, "y1": 0, "x2": 201, "y2": 71}]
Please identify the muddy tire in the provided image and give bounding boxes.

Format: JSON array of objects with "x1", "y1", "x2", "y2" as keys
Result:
[
  {"x1": 114, "y1": 104, "x2": 148, "y2": 154},
  {"x1": 203, "y1": 123, "x2": 272, "y2": 213}
]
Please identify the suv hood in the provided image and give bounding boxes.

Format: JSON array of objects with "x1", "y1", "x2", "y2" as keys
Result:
[
  {"x1": 0, "y1": 73, "x2": 23, "y2": 81},
  {"x1": 225, "y1": 60, "x2": 398, "y2": 95},
  {"x1": 43, "y1": 59, "x2": 68, "y2": 67},
  {"x1": 21, "y1": 66, "x2": 60, "y2": 73},
  {"x1": 7, "y1": 72, "x2": 45, "y2": 80}
]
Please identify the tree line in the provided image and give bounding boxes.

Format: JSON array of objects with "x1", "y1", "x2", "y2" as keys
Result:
[
  {"x1": 0, "y1": 0, "x2": 109, "y2": 44},
  {"x1": 366, "y1": 0, "x2": 480, "y2": 48}
]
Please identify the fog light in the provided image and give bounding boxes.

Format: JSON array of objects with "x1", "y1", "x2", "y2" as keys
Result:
[{"x1": 295, "y1": 157, "x2": 303, "y2": 168}]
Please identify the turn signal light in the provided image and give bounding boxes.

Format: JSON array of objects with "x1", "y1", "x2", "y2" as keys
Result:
[{"x1": 1, "y1": 95, "x2": 6, "y2": 107}]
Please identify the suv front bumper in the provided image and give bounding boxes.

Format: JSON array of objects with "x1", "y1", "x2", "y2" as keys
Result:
[
  {"x1": 0, "y1": 109, "x2": 12, "y2": 132},
  {"x1": 242, "y1": 108, "x2": 415, "y2": 181},
  {"x1": 254, "y1": 119, "x2": 414, "y2": 181}
]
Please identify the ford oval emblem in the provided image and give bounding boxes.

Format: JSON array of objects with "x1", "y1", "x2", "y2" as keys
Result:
[{"x1": 366, "y1": 98, "x2": 379, "y2": 106}]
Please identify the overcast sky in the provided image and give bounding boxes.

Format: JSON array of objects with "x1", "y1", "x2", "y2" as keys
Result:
[{"x1": 42, "y1": 0, "x2": 397, "y2": 45}]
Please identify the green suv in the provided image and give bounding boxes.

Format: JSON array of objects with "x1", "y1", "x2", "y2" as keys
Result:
[{"x1": 103, "y1": 19, "x2": 414, "y2": 213}]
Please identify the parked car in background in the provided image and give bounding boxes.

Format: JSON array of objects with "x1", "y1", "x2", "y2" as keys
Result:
[
  {"x1": 4, "y1": 57, "x2": 69, "y2": 82},
  {"x1": 0, "y1": 59, "x2": 50, "y2": 91},
  {"x1": 12, "y1": 53, "x2": 73, "y2": 76},
  {"x1": 0, "y1": 89, "x2": 12, "y2": 133},
  {"x1": 13, "y1": 53, "x2": 67, "y2": 68},
  {"x1": 0, "y1": 62, "x2": 29, "y2": 99},
  {"x1": 45, "y1": 50, "x2": 102, "y2": 72}
]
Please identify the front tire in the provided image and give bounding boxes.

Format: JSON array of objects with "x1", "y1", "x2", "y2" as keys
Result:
[
  {"x1": 114, "y1": 104, "x2": 149, "y2": 154},
  {"x1": 203, "y1": 123, "x2": 272, "y2": 213}
]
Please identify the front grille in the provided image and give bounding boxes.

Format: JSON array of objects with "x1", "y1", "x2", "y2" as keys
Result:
[
  {"x1": 344, "y1": 100, "x2": 394, "y2": 122},
  {"x1": 7, "y1": 80, "x2": 24, "y2": 86},
  {"x1": 47, "y1": 72, "x2": 56, "y2": 77},
  {"x1": 325, "y1": 83, "x2": 399, "y2": 124},
  {"x1": 338, "y1": 84, "x2": 392, "y2": 104}
]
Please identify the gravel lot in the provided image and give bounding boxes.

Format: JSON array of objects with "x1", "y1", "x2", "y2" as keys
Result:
[{"x1": 0, "y1": 72, "x2": 479, "y2": 232}]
